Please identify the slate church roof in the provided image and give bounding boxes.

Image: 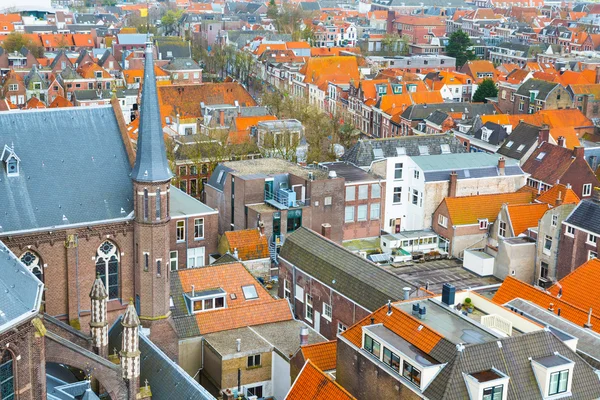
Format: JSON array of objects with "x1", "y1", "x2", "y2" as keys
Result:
[
  {"x1": 0, "y1": 107, "x2": 134, "y2": 234},
  {"x1": 131, "y1": 42, "x2": 173, "y2": 183},
  {"x1": 0, "y1": 241, "x2": 43, "y2": 334}
]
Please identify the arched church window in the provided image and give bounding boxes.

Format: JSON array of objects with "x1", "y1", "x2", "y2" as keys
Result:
[
  {"x1": 20, "y1": 251, "x2": 43, "y2": 283},
  {"x1": 143, "y1": 189, "x2": 149, "y2": 221},
  {"x1": 96, "y1": 241, "x2": 119, "y2": 300},
  {"x1": 0, "y1": 351, "x2": 15, "y2": 400}
]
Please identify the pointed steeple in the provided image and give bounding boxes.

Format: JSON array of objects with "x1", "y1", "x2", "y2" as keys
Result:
[
  {"x1": 89, "y1": 276, "x2": 109, "y2": 358},
  {"x1": 121, "y1": 301, "x2": 141, "y2": 382},
  {"x1": 131, "y1": 41, "x2": 172, "y2": 183}
]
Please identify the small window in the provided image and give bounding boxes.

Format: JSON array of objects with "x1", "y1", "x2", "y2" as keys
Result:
[
  {"x1": 364, "y1": 334, "x2": 381, "y2": 358},
  {"x1": 170, "y1": 251, "x2": 178, "y2": 271},
  {"x1": 565, "y1": 225, "x2": 575, "y2": 237},
  {"x1": 535, "y1": 152, "x2": 546, "y2": 161},
  {"x1": 305, "y1": 294, "x2": 313, "y2": 322},
  {"x1": 393, "y1": 187, "x2": 402, "y2": 204},
  {"x1": 516, "y1": 144, "x2": 525, "y2": 152},
  {"x1": 403, "y1": 360, "x2": 421, "y2": 387},
  {"x1": 587, "y1": 233, "x2": 597, "y2": 246},
  {"x1": 337, "y1": 322, "x2": 347, "y2": 334},
  {"x1": 589, "y1": 250, "x2": 598, "y2": 260},
  {"x1": 345, "y1": 206, "x2": 355, "y2": 223},
  {"x1": 372, "y1": 184, "x2": 381, "y2": 198},
  {"x1": 414, "y1": 170, "x2": 420, "y2": 180},
  {"x1": 583, "y1": 183, "x2": 592, "y2": 197},
  {"x1": 479, "y1": 219, "x2": 488, "y2": 230},
  {"x1": 549, "y1": 370, "x2": 569, "y2": 396},
  {"x1": 194, "y1": 218, "x2": 204, "y2": 239},
  {"x1": 551, "y1": 214, "x2": 558, "y2": 227},
  {"x1": 544, "y1": 235, "x2": 552, "y2": 254},
  {"x1": 394, "y1": 163, "x2": 403, "y2": 180},
  {"x1": 323, "y1": 303, "x2": 332, "y2": 321},
  {"x1": 155, "y1": 189, "x2": 161, "y2": 220},
  {"x1": 438, "y1": 214, "x2": 448, "y2": 228},
  {"x1": 283, "y1": 279, "x2": 291, "y2": 299},
  {"x1": 247, "y1": 354, "x2": 261, "y2": 368},
  {"x1": 358, "y1": 185, "x2": 369, "y2": 200},
  {"x1": 176, "y1": 220, "x2": 185, "y2": 242},
  {"x1": 345, "y1": 186, "x2": 355, "y2": 201},
  {"x1": 370, "y1": 203, "x2": 380, "y2": 220},
  {"x1": 357, "y1": 205, "x2": 368, "y2": 221},
  {"x1": 156, "y1": 259, "x2": 161, "y2": 276},
  {"x1": 483, "y1": 385, "x2": 503, "y2": 400},
  {"x1": 324, "y1": 196, "x2": 332, "y2": 206},
  {"x1": 499, "y1": 221, "x2": 507, "y2": 238},
  {"x1": 383, "y1": 347, "x2": 401, "y2": 372},
  {"x1": 242, "y1": 285, "x2": 258, "y2": 300},
  {"x1": 505, "y1": 140, "x2": 514, "y2": 148}
]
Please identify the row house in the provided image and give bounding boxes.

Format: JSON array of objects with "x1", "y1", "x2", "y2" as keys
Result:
[
  {"x1": 393, "y1": 15, "x2": 446, "y2": 45},
  {"x1": 0, "y1": 47, "x2": 38, "y2": 76},
  {"x1": 0, "y1": 70, "x2": 26, "y2": 106},
  {"x1": 425, "y1": 70, "x2": 475, "y2": 102},
  {"x1": 460, "y1": 9, "x2": 505, "y2": 37},
  {"x1": 488, "y1": 42, "x2": 541, "y2": 68},
  {"x1": 498, "y1": 79, "x2": 572, "y2": 114},
  {"x1": 313, "y1": 22, "x2": 358, "y2": 48},
  {"x1": 568, "y1": 84, "x2": 600, "y2": 121}
]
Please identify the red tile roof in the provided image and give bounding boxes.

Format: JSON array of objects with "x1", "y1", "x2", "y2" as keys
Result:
[
  {"x1": 223, "y1": 228, "x2": 270, "y2": 260},
  {"x1": 493, "y1": 276, "x2": 600, "y2": 334},
  {"x1": 506, "y1": 203, "x2": 551, "y2": 235},
  {"x1": 300, "y1": 340, "x2": 337, "y2": 372},
  {"x1": 443, "y1": 192, "x2": 534, "y2": 226},
  {"x1": 548, "y1": 259, "x2": 600, "y2": 314},
  {"x1": 24, "y1": 97, "x2": 45, "y2": 109},
  {"x1": 48, "y1": 95, "x2": 73, "y2": 108},
  {"x1": 536, "y1": 184, "x2": 579, "y2": 206},
  {"x1": 286, "y1": 360, "x2": 355, "y2": 400}
]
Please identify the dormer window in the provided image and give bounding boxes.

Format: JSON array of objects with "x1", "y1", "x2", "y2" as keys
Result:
[
  {"x1": 465, "y1": 368, "x2": 509, "y2": 400},
  {"x1": 185, "y1": 288, "x2": 227, "y2": 313},
  {"x1": 531, "y1": 354, "x2": 574, "y2": 399},
  {"x1": 1, "y1": 145, "x2": 20, "y2": 177}
]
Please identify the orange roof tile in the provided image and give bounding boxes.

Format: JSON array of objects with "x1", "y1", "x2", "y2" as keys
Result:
[
  {"x1": 548, "y1": 259, "x2": 600, "y2": 313},
  {"x1": 40, "y1": 33, "x2": 74, "y2": 48},
  {"x1": 77, "y1": 62, "x2": 111, "y2": 79},
  {"x1": 286, "y1": 41, "x2": 310, "y2": 49},
  {"x1": 539, "y1": 109, "x2": 593, "y2": 129},
  {"x1": 223, "y1": 228, "x2": 270, "y2": 260},
  {"x1": 254, "y1": 43, "x2": 287, "y2": 57},
  {"x1": 493, "y1": 276, "x2": 600, "y2": 334},
  {"x1": 24, "y1": 97, "x2": 45, "y2": 109},
  {"x1": 0, "y1": 14, "x2": 22, "y2": 23},
  {"x1": 48, "y1": 95, "x2": 73, "y2": 108},
  {"x1": 300, "y1": 340, "x2": 337, "y2": 372},
  {"x1": 195, "y1": 300, "x2": 292, "y2": 334},
  {"x1": 410, "y1": 90, "x2": 443, "y2": 104},
  {"x1": 549, "y1": 126, "x2": 580, "y2": 149},
  {"x1": 536, "y1": 183, "x2": 580, "y2": 205},
  {"x1": 310, "y1": 47, "x2": 359, "y2": 57},
  {"x1": 443, "y1": 192, "x2": 534, "y2": 226},
  {"x1": 301, "y1": 56, "x2": 359, "y2": 88},
  {"x1": 570, "y1": 83, "x2": 600, "y2": 97},
  {"x1": 506, "y1": 203, "x2": 551, "y2": 235},
  {"x1": 341, "y1": 300, "x2": 443, "y2": 355},
  {"x1": 287, "y1": 360, "x2": 355, "y2": 400}
]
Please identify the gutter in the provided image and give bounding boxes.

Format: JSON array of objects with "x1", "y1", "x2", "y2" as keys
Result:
[{"x1": 0, "y1": 213, "x2": 134, "y2": 237}]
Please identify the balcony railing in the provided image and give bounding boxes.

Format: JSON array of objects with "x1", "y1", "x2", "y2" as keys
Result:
[{"x1": 265, "y1": 189, "x2": 310, "y2": 209}]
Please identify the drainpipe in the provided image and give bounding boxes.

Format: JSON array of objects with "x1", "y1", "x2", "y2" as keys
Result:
[
  {"x1": 75, "y1": 234, "x2": 81, "y2": 319},
  {"x1": 292, "y1": 265, "x2": 297, "y2": 315}
]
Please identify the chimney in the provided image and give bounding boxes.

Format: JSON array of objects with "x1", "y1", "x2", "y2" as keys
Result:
[
  {"x1": 219, "y1": 110, "x2": 225, "y2": 127},
  {"x1": 387, "y1": 300, "x2": 392, "y2": 315},
  {"x1": 572, "y1": 146, "x2": 584, "y2": 159},
  {"x1": 448, "y1": 171, "x2": 458, "y2": 198},
  {"x1": 441, "y1": 283, "x2": 455, "y2": 306},
  {"x1": 321, "y1": 223, "x2": 331, "y2": 239},
  {"x1": 584, "y1": 307, "x2": 593, "y2": 329},
  {"x1": 300, "y1": 326, "x2": 309, "y2": 346},
  {"x1": 191, "y1": 285, "x2": 195, "y2": 297},
  {"x1": 402, "y1": 287, "x2": 411, "y2": 301},
  {"x1": 419, "y1": 305, "x2": 427, "y2": 320},
  {"x1": 538, "y1": 125, "x2": 550, "y2": 143},
  {"x1": 592, "y1": 187, "x2": 600, "y2": 203},
  {"x1": 557, "y1": 136, "x2": 566, "y2": 148},
  {"x1": 223, "y1": 389, "x2": 235, "y2": 400},
  {"x1": 548, "y1": 303, "x2": 554, "y2": 312},
  {"x1": 236, "y1": 338, "x2": 241, "y2": 352},
  {"x1": 555, "y1": 190, "x2": 563, "y2": 206},
  {"x1": 412, "y1": 303, "x2": 420, "y2": 316},
  {"x1": 498, "y1": 157, "x2": 506, "y2": 176}
]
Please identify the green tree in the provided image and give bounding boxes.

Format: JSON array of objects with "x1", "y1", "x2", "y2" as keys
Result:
[
  {"x1": 472, "y1": 79, "x2": 498, "y2": 103},
  {"x1": 2, "y1": 32, "x2": 29, "y2": 53},
  {"x1": 161, "y1": 9, "x2": 183, "y2": 35},
  {"x1": 445, "y1": 30, "x2": 476, "y2": 67},
  {"x1": 267, "y1": 0, "x2": 278, "y2": 20}
]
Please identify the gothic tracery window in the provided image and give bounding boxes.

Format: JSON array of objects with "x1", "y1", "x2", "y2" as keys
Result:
[
  {"x1": 96, "y1": 241, "x2": 119, "y2": 300},
  {"x1": 0, "y1": 351, "x2": 15, "y2": 400},
  {"x1": 20, "y1": 250, "x2": 43, "y2": 282}
]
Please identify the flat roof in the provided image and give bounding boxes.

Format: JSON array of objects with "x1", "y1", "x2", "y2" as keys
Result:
[
  {"x1": 170, "y1": 186, "x2": 216, "y2": 217},
  {"x1": 222, "y1": 158, "x2": 327, "y2": 180},
  {"x1": 364, "y1": 324, "x2": 439, "y2": 366},
  {"x1": 534, "y1": 354, "x2": 572, "y2": 368},
  {"x1": 411, "y1": 152, "x2": 509, "y2": 172},
  {"x1": 320, "y1": 162, "x2": 378, "y2": 183},
  {"x1": 396, "y1": 300, "x2": 498, "y2": 345}
]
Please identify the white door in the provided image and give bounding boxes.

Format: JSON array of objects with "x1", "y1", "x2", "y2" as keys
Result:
[
  {"x1": 314, "y1": 311, "x2": 321, "y2": 334},
  {"x1": 187, "y1": 247, "x2": 205, "y2": 268}
]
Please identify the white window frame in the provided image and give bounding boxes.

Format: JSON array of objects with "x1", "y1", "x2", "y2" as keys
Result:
[
  {"x1": 589, "y1": 250, "x2": 598, "y2": 260},
  {"x1": 587, "y1": 233, "x2": 597, "y2": 246},
  {"x1": 194, "y1": 218, "x2": 204, "y2": 240},
  {"x1": 324, "y1": 196, "x2": 332, "y2": 206},
  {"x1": 284, "y1": 279, "x2": 291, "y2": 300},
  {"x1": 337, "y1": 321, "x2": 347, "y2": 334},
  {"x1": 358, "y1": 185, "x2": 369, "y2": 200},
  {"x1": 499, "y1": 221, "x2": 507, "y2": 238},
  {"x1": 370, "y1": 203, "x2": 380, "y2": 220},
  {"x1": 295, "y1": 284, "x2": 304, "y2": 302},
  {"x1": 345, "y1": 186, "x2": 355, "y2": 201},
  {"x1": 169, "y1": 250, "x2": 178, "y2": 271},
  {"x1": 323, "y1": 303, "x2": 332, "y2": 321},
  {"x1": 345, "y1": 206, "x2": 355, "y2": 223},
  {"x1": 551, "y1": 214, "x2": 558, "y2": 227},
  {"x1": 479, "y1": 219, "x2": 489, "y2": 230},
  {"x1": 176, "y1": 220, "x2": 185, "y2": 242},
  {"x1": 393, "y1": 187, "x2": 402, "y2": 204},
  {"x1": 583, "y1": 183, "x2": 592, "y2": 197},
  {"x1": 305, "y1": 294, "x2": 313, "y2": 322},
  {"x1": 187, "y1": 247, "x2": 205, "y2": 268},
  {"x1": 565, "y1": 225, "x2": 575, "y2": 237},
  {"x1": 438, "y1": 214, "x2": 448, "y2": 228},
  {"x1": 543, "y1": 235, "x2": 552, "y2": 255},
  {"x1": 371, "y1": 184, "x2": 381, "y2": 198},
  {"x1": 394, "y1": 163, "x2": 403, "y2": 180},
  {"x1": 357, "y1": 205, "x2": 368, "y2": 221}
]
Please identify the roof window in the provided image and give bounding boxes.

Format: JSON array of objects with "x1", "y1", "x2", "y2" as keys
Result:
[
  {"x1": 418, "y1": 145, "x2": 430, "y2": 155},
  {"x1": 505, "y1": 140, "x2": 514, "y2": 148},
  {"x1": 242, "y1": 284, "x2": 258, "y2": 300},
  {"x1": 531, "y1": 354, "x2": 574, "y2": 399},
  {"x1": 464, "y1": 368, "x2": 510, "y2": 400},
  {"x1": 536, "y1": 152, "x2": 546, "y2": 161},
  {"x1": 1, "y1": 144, "x2": 20, "y2": 177}
]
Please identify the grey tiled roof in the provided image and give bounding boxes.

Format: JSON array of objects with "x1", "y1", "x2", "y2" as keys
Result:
[
  {"x1": 515, "y1": 79, "x2": 561, "y2": 100},
  {"x1": 341, "y1": 135, "x2": 466, "y2": 168},
  {"x1": 108, "y1": 318, "x2": 215, "y2": 400},
  {"x1": 497, "y1": 122, "x2": 540, "y2": 161},
  {"x1": 425, "y1": 110, "x2": 450, "y2": 126},
  {"x1": 206, "y1": 164, "x2": 233, "y2": 192},
  {"x1": 401, "y1": 103, "x2": 497, "y2": 121},
  {"x1": 473, "y1": 122, "x2": 508, "y2": 146},
  {"x1": 424, "y1": 330, "x2": 600, "y2": 400},
  {"x1": 0, "y1": 107, "x2": 134, "y2": 234},
  {"x1": 0, "y1": 241, "x2": 43, "y2": 334},
  {"x1": 131, "y1": 44, "x2": 173, "y2": 183},
  {"x1": 424, "y1": 165, "x2": 524, "y2": 182},
  {"x1": 564, "y1": 199, "x2": 600, "y2": 235},
  {"x1": 170, "y1": 270, "x2": 201, "y2": 338},
  {"x1": 279, "y1": 227, "x2": 412, "y2": 311},
  {"x1": 162, "y1": 58, "x2": 200, "y2": 71}
]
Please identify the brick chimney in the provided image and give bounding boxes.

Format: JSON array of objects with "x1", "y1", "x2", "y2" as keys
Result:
[
  {"x1": 557, "y1": 136, "x2": 566, "y2": 148},
  {"x1": 596, "y1": 66, "x2": 600, "y2": 84},
  {"x1": 498, "y1": 157, "x2": 506, "y2": 176},
  {"x1": 448, "y1": 171, "x2": 458, "y2": 198},
  {"x1": 219, "y1": 110, "x2": 225, "y2": 127},
  {"x1": 555, "y1": 190, "x2": 563, "y2": 206},
  {"x1": 321, "y1": 223, "x2": 331, "y2": 239},
  {"x1": 573, "y1": 146, "x2": 584, "y2": 159},
  {"x1": 538, "y1": 124, "x2": 550, "y2": 143}
]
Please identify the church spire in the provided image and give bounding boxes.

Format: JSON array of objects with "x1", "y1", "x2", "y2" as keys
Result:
[
  {"x1": 131, "y1": 41, "x2": 172, "y2": 183},
  {"x1": 89, "y1": 275, "x2": 109, "y2": 359}
]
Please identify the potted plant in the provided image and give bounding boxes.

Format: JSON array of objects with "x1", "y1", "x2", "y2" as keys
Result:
[{"x1": 464, "y1": 297, "x2": 474, "y2": 313}]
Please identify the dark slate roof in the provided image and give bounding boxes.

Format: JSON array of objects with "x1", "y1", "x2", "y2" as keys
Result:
[
  {"x1": 131, "y1": 43, "x2": 173, "y2": 183},
  {"x1": 24, "y1": 25, "x2": 58, "y2": 33},
  {"x1": 161, "y1": 58, "x2": 200, "y2": 71},
  {"x1": 169, "y1": 271, "x2": 201, "y2": 338},
  {"x1": 108, "y1": 318, "x2": 214, "y2": 400},
  {"x1": 425, "y1": 110, "x2": 450, "y2": 126},
  {"x1": 206, "y1": 164, "x2": 233, "y2": 192},
  {"x1": 497, "y1": 122, "x2": 540, "y2": 161},
  {"x1": 401, "y1": 103, "x2": 497, "y2": 121},
  {"x1": 424, "y1": 330, "x2": 600, "y2": 400},
  {"x1": 50, "y1": 50, "x2": 69, "y2": 69},
  {"x1": 473, "y1": 122, "x2": 508, "y2": 146},
  {"x1": 74, "y1": 14, "x2": 97, "y2": 24},
  {"x1": 0, "y1": 241, "x2": 43, "y2": 334},
  {"x1": 564, "y1": 199, "x2": 600, "y2": 235},
  {"x1": 279, "y1": 227, "x2": 412, "y2": 311},
  {"x1": 0, "y1": 107, "x2": 133, "y2": 234},
  {"x1": 155, "y1": 37, "x2": 192, "y2": 60},
  {"x1": 341, "y1": 135, "x2": 466, "y2": 168},
  {"x1": 212, "y1": 253, "x2": 239, "y2": 265},
  {"x1": 299, "y1": 1, "x2": 321, "y2": 10},
  {"x1": 515, "y1": 79, "x2": 560, "y2": 100},
  {"x1": 97, "y1": 49, "x2": 113, "y2": 67},
  {"x1": 320, "y1": 161, "x2": 377, "y2": 183}
]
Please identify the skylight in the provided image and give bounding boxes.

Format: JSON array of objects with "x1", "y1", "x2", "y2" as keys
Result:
[
  {"x1": 505, "y1": 140, "x2": 514, "y2": 148},
  {"x1": 418, "y1": 145, "x2": 429, "y2": 155},
  {"x1": 517, "y1": 144, "x2": 525, "y2": 152},
  {"x1": 217, "y1": 170, "x2": 224, "y2": 184},
  {"x1": 373, "y1": 148, "x2": 384, "y2": 159},
  {"x1": 440, "y1": 144, "x2": 451, "y2": 154},
  {"x1": 396, "y1": 147, "x2": 406, "y2": 156},
  {"x1": 536, "y1": 152, "x2": 546, "y2": 160},
  {"x1": 241, "y1": 285, "x2": 258, "y2": 300}
]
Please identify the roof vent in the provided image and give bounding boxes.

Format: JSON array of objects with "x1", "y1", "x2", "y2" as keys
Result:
[
  {"x1": 328, "y1": 170, "x2": 337, "y2": 179},
  {"x1": 1, "y1": 144, "x2": 20, "y2": 177}
]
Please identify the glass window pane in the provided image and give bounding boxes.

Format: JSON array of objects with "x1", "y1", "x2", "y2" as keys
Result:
[
  {"x1": 345, "y1": 186, "x2": 355, "y2": 201},
  {"x1": 372, "y1": 184, "x2": 380, "y2": 198},
  {"x1": 358, "y1": 185, "x2": 368, "y2": 199}
]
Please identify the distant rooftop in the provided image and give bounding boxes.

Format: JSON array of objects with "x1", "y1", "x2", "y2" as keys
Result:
[
  {"x1": 222, "y1": 158, "x2": 328, "y2": 180},
  {"x1": 320, "y1": 161, "x2": 378, "y2": 183},
  {"x1": 411, "y1": 152, "x2": 512, "y2": 172}
]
